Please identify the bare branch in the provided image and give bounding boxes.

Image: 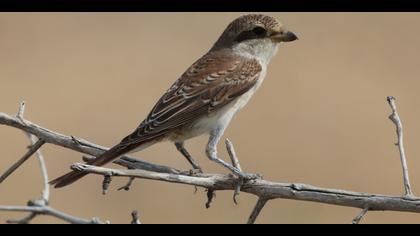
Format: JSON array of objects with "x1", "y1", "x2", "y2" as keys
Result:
[
  {"x1": 32, "y1": 137, "x2": 50, "y2": 203},
  {"x1": 7, "y1": 212, "x2": 37, "y2": 224},
  {"x1": 387, "y1": 96, "x2": 414, "y2": 198},
  {"x1": 14, "y1": 136, "x2": 51, "y2": 223},
  {"x1": 0, "y1": 205, "x2": 106, "y2": 224},
  {"x1": 0, "y1": 103, "x2": 112, "y2": 224},
  {"x1": 15, "y1": 101, "x2": 50, "y2": 203},
  {"x1": 1, "y1": 98, "x2": 420, "y2": 223},
  {"x1": 0, "y1": 111, "x2": 182, "y2": 175},
  {"x1": 0, "y1": 139, "x2": 46, "y2": 184},
  {"x1": 247, "y1": 197, "x2": 269, "y2": 224},
  {"x1": 69, "y1": 163, "x2": 420, "y2": 215},
  {"x1": 352, "y1": 207, "x2": 369, "y2": 224},
  {"x1": 16, "y1": 101, "x2": 26, "y2": 123}
]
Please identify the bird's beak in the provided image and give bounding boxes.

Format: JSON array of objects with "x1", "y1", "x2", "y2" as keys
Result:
[{"x1": 270, "y1": 30, "x2": 298, "y2": 43}]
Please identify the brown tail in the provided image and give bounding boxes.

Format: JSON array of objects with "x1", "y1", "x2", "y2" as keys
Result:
[{"x1": 50, "y1": 145, "x2": 130, "y2": 188}]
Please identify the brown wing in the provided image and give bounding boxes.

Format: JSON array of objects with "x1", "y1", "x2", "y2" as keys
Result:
[
  {"x1": 118, "y1": 50, "x2": 262, "y2": 149},
  {"x1": 50, "y1": 51, "x2": 262, "y2": 188}
]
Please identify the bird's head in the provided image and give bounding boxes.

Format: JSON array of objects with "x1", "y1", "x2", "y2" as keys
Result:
[{"x1": 211, "y1": 14, "x2": 298, "y2": 63}]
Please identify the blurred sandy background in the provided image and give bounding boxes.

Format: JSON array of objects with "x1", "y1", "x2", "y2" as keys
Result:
[{"x1": 1, "y1": 13, "x2": 420, "y2": 224}]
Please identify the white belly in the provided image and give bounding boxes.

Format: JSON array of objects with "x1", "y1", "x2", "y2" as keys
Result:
[{"x1": 172, "y1": 68, "x2": 267, "y2": 142}]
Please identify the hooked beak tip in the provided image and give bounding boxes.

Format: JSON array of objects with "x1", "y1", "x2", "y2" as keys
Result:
[
  {"x1": 271, "y1": 31, "x2": 298, "y2": 42},
  {"x1": 283, "y1": 31, "x2": 298, "y2": 42}
]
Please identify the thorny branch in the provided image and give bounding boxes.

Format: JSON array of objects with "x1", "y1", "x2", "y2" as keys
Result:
[
  {"x1": 0, "y1": 102, "x2": 138, "y2": 224},
  {"x1": 0, "y1": 98, "x2": 419, "y2": 224}
]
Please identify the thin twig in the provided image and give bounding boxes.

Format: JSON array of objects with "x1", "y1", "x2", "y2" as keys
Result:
[
  {"x1": 0, "y1": 205, "x2": 106, "y2": 224},
  {"x1": 387, "y1": 96, "x2": 414, "y2": 198},
  {"x1": 16, "y1": 101, "x2": 26, "y2": 123},
  {"x1": 28, "y1": 135, "x2": 50, "y2": 203},
  {"x1": 16, "y1": 101, "x2": 50, "y2": 203},
  {"x1": 35, "y1": 146, "x2": 49, "y2": 203},
  {"x1": 352, "y1": 207, "x2": 369, "y2": 224},
  {"x1": 0, "y1": 139, "x2": 46, "y2": 184},
  {"x1": 7, "y1": 212, "x2": 37, "y2": 224},
  {"x1": 247, "y1": 197, "x2": 269, "y2": 224}
]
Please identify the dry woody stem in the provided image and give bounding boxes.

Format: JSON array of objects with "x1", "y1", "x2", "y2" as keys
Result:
[
  {"x1": 0, "y1": 98, "x2": 418, "y2": 224},
  {"x1": 352, "y1": 207, "x2": 369, "y2": 224},
  {"x1": 387, "y1": 96, "x2": 414, "y2": 198}
]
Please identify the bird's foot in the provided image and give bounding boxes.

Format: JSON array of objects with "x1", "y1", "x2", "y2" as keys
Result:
[
  {"x1": 237, "y1": 172, "x2": 262, "y2": 182},
  {"x1": 231, "y1": 170, "x2": 262, "y2": 204}
]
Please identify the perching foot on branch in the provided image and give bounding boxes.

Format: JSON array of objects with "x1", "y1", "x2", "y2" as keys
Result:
[
  {"x1": 175, "y1": 142, "x2": 203, "y2": 174},
  {"x1": 225, "y1": 139, "x2": 262, "y2": 204},
  {"x1": 2, "y1": 99, "x2": 420, "y2": 223}
]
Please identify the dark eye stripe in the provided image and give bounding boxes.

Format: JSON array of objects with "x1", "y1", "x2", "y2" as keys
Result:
[{"x1": 234, "y1": 27, "x2": 267, "y2": 43}]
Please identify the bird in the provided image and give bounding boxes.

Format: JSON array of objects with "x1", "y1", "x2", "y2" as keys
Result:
[{"x1": 50, "y1": 14, "x2": 298, "y2": 188}]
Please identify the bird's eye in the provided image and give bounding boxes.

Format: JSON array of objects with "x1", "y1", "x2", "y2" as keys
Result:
[{"x1": 252, "y1": 27, "x2": 266, "y2": 36}]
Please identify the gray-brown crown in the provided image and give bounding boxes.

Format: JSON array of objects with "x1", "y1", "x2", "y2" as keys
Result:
[
  {"x1": 225, "y1": 14, "x2": 282, "y2": 34},
  {"x1": 211, "y1": 14, "x2": 282, "y2": 50}
]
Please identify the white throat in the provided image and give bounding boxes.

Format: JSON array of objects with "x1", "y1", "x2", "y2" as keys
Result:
[{"x1": 231, "y1": 39, "x2": 279, "y2": 66}]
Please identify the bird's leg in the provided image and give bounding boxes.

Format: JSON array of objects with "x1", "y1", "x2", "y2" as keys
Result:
[
  {"x1": 175, "y1": 142, "x2": 203, "y2": 175},
  {"x1": 206, "y1": 128, "x2": 260, "y2": 181}
]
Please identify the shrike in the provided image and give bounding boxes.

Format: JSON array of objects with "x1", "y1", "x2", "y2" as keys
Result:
[{"x1": 51, "y1": 14, "x2": 298, "y2": 188}]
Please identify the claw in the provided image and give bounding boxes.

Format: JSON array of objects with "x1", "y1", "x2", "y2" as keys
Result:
[
  {"x1": 233, "y1": 178, "x2": 243, "y2": 204},
  {"x1": 238, "y1": 172, "x2": 263, "y2": 182},
  {"x1": 190, "y1": 168, "x2": 203, "y2": 175},
  {"x1": 232, "y1": 172, "x2": 262, "y2": 204}
]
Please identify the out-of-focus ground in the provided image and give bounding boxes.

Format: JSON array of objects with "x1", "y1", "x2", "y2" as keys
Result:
[{"x1": 1, "y1": 13, "x2": 420, "y2": 224}]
